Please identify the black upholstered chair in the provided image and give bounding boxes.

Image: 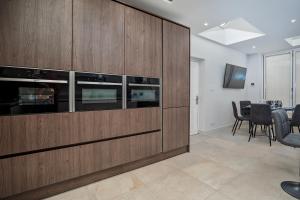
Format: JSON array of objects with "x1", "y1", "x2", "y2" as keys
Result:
[
  {"x1": 248, "y1": 104, "x2": 275, "y2": 146},
  {"x1": 273, "y1": 109, "x2": 300, "y2": 199},
  {"x1": 232, "y1": 101, "x2": 250, "y2": 135},
  {"x1": 290, "y1": 104, "x2": 300, "y2": 133},
  {"x1": 240, "y1": 101, "x2": 251, "y2": 117}
]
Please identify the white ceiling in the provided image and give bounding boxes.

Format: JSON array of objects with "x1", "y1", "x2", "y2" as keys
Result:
[{"x1": 120, "y1": 0, "x2": 300, "y2": 55}]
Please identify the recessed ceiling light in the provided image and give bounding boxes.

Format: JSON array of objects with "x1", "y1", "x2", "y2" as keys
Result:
[
  {"x1": 162, "y1": 0, "x2": 173, "y2": 4},
  {"x1": 252, "y1": 45, "x2": 256, "y2": 49},
  {"x1": 204, "y1": 22, "x2": 209, "y2": 26},
  {"x1": 291, "y1": 19, "x2": 297, "y2": 23}
]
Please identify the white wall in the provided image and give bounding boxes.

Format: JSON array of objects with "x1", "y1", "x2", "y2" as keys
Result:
[{"x1": 191, "y1": 35, "x2": 261, "y2": 131}]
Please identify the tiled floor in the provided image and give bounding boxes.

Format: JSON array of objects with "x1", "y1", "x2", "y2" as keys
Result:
[{"x1": 46, "y1": 125, "x2": 298, "y2": 200}]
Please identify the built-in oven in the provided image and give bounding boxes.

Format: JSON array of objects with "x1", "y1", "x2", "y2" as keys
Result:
[
  {"x1": 0, "y1": 66, "x2": 69, "y2": 116},
  {"x1": 74, "y1": 72, "x2": 123, "y2": 111},
  {"x1": 126, "y1": 76, "x2": 160, "y2": 108}
]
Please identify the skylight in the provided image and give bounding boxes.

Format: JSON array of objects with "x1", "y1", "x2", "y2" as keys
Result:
[
  {"x1": 198, "y1": 18, "x2": 265, "y2": 45},
  {"x1": 285, "y1": 35, "x2": 300, "y2": 47}
]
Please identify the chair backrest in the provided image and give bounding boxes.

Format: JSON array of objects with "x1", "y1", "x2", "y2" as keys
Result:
[
  {"x1": 274, "y1": 100, "x2": 283, "y2": 108},
  {"x1": 240, "y1": 101, "x2": 251, "y2": 116},
  {"x1": 250, "y1": 104, "x2": 272, "y2": 125},
  {"x1": 291, "y1": 104, "x2": 300, "y2": 125},
  {"x1": 232, "y1": 101, "x2": 239, "y2": 119},
  {"x1": 272, "y1": 109, "x2": 290, "y2": 143}
]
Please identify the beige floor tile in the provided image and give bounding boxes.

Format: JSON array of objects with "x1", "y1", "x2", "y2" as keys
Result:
[
  {"x1": 130, "y1": 160, "x2": 179, "y2": 185},
  {"x1": 183, "y1": 160, "x2": 240, "y2": 190},
  {"x1": 46, "y1": 187, "x2": 96, "y2": 200},
  {"x1": 147, "y1": 171, "x2": 216, "y2": 200},
  {"x1": 86, "y1": 173, "x2": 144, "y2": 200},
  {"x1": 205, "y1": 192, "x2": 233, "y2": 200}
]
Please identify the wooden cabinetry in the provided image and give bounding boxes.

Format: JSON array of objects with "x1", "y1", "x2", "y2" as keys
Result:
[
  {"x1": 0, "y1": 108, "x2": 161, "y2": 156},
  {"x1": 125, "y1": 7, "x2": 162, "y2": 77},
  {"x1": 0, "y1": 131, "x2": 162, "y2": 199},
  {"x1": 163, "y1": 107, "x2": 189, "y2": 152},
  {"x1": 73, "y1": 0, "x2": 125, "y2": 74},
  {"x1": 0, "y1": 0, "x2": 72, "y2": 70},
  {"x1": 163, "y1": 20, "x2": 190, "y2": 108}
]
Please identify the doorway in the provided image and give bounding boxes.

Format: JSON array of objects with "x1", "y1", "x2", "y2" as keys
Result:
[{"x1": 190, "y1": 58, "x2": 204, "y2": 135}]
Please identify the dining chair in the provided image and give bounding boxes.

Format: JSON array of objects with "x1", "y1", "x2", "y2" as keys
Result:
[
  {"x1": 248, "y1": 104, "x2": 275, "y2": 146},
  {"x1": 232, "y1": 101, "x2": 250, "y2": 135},
  {"x1": 290, "y1": 104, "x2": 300, "y2": 133},
  {"x1": 272, "y1": 109, "x2": 300, "y2": 199},
  {"x1": 240, "y1": 101, "x2": 251, "y2": 117}
]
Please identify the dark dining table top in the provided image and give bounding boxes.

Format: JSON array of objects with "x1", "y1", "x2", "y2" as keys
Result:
[{"x1": 244, "y1": 105, "x2": 294, "y2": 112}]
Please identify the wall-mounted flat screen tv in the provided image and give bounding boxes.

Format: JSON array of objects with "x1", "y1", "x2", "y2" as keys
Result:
[{"x1": 223, "y1": 64, "x2": 247, "y2": 89}]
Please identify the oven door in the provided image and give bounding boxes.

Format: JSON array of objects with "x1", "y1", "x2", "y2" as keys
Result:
[
  {"x1": 75, "y1": 81, "x2": 123, "y2": 111},
  {"x1": 0, "y1": 79, "x2": 69, "y2": 116},
  {"x1": 127, "y1": 84, "x2": 160, "y2": 108}
]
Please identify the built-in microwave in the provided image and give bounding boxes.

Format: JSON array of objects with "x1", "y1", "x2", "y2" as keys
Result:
[
  {"x1": 74, "y1": 72, "x2": 123, "y2": 111},
  {"x1": 126, "y1": 76, "x2": 160, "y2": 108},
  {"x1": 0, "y1": 66, "x2": 69, "y2": 116}
]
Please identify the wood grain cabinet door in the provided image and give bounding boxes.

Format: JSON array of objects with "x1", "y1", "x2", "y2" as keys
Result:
[
  {"x1": 125, "y1": 7, "x2": 162, "y2": 78},
  {"x1": 0, "y1": 132, "x2": 162, "y2": 199},
  {"x1": 0, "y1": 0, "x2": 72, "y2": 70},
  {"x1": 73, "y1": 0, "x2": 125, "y2": 74},
  {"x1": 163, "y1": 21, "x2": 190, "y2": 108},
  {"x1": 163, "y1": 107, "x2": 189, "y2": 152}
]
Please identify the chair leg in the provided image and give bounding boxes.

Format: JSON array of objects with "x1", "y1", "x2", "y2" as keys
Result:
[
  {"x1": 232, "y1": 119, "x2": 238, "y2": 133},
  {"x1": 233, "y1": 120, "x2": 239, "y2": 136},
  {"x1": 254, "y1": 125, "x2": 257, "y2": 138},
  {"x1": 268, "y1": 126, "x2": 272, "y2": 147},
  {"x1": 238, "y1": 120, "x2": 243, "y2": 129},
  {"x1": 298, "y1": 126, "x2": 300, "y2": 133},
  {"x1": 248, "y1": 121, "x2": 252, "y2": 133},
  {"x1": 248, "y1": 124, "x2": 253, "y2": 142},
  {"x1": 271, "y1": 125, "x2": 276, "y2": 141}
]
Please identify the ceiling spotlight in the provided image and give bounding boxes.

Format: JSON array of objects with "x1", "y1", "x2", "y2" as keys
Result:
[
  {"x1": 163, "y1": 0, "x2": 173, "y2": 4},
  {"x1": 204, "y1": 22, "x2": 209, "y2": 26},
  {"x1": 252, "y1": 45, "x2": 256, "y2": 49},
  {"x1": 291, "y1": 19, "x2": 297, "y2": 23}
]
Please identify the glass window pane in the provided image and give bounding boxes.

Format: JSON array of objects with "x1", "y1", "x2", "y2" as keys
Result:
[
  {"x1": 82, "y1": 89, "x2": 117, "y2": 104},
  {"x1": 265, "y1": 53, "x2": 292, "y2": 107}
]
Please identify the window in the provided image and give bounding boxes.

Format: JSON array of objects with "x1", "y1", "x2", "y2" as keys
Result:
[{"x1": 264, "y1": 49, "x2": 300, "y2": 106}]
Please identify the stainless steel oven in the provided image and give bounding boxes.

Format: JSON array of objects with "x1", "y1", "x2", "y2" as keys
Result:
[
  {"x1": 74, "y1": 72, "x2": 123, "y2": 111},
  {"x1": 126, "y1": 76, "x2": 160, "y2": 108},
  {"x1": 0, "y1": 66, "x2": 69, "y2": 116}
]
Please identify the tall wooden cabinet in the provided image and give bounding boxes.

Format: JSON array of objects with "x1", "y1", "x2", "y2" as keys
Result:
[
  {"x1": 0, "y1": 1, "x2": 190, "y2": 199},
  {"x1": 163, "y1": 20, "x2": 190, "y2": 108},
  {"x1": 0, "y1": 0, "x2": 72, "y2": 70},
  {"x1": 73, "y1": 0, "x2": 125, "y2": 74},
  {"x1": 125, "y1": 7, "x2": 162, "y2": 77},
  {"x1": 162, "y1": 20, "x2": 190, "y2": 151}
]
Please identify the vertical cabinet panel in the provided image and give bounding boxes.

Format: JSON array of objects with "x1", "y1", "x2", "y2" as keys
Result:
[
  {"x1": 73, "y1": 0, "x2": 125, "y2": 74},
  {"x1": 125, "y1": 7, "x2": 162, "y2": 77},
  {"x1": 0, "y1": 0, "x2": 72, "y2": 70},
  {"x1": 163, "y1": 107, "x2": 189, "y2": 152},
  {"x1": 0, "y1": 132, "x2": 162, "y2": 199},
  {"x1": 163, "y1": 21, "x2": 190, "y2": 108}
]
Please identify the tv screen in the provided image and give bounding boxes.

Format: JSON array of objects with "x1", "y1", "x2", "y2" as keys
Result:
[{"x1": 223, "y1": 64, "x2": 247, "y2": 89}]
